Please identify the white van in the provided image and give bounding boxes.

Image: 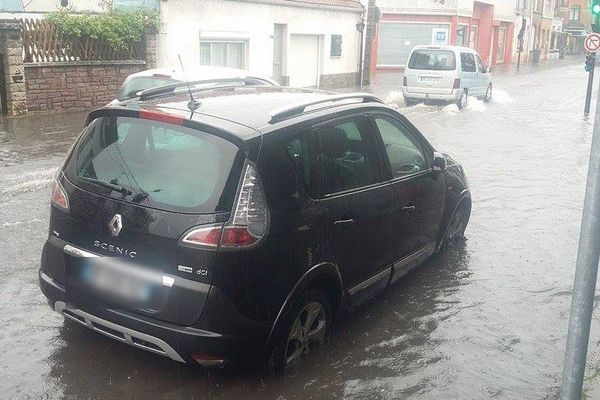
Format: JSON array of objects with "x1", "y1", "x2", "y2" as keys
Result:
[{"x1": 402, "y1": 45, "x2": 492, "y2": 109}]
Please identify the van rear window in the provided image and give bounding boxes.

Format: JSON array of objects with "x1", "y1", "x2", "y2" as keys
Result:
[
  {"x1": 408, "y1": 50, "x2": 456, "y2": 71},
  {"x1": 64, "y1": 116, "x2": 243, "y2": 214}
]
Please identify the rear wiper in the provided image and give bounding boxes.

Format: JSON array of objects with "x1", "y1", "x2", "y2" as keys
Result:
[{"x1": 81, "y1": 177, "x2": 132, "y2": 196}]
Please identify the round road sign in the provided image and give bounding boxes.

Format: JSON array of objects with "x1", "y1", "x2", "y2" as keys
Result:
[{"x1": 585, "y1": 33, "x2": 600, "y2": 53}]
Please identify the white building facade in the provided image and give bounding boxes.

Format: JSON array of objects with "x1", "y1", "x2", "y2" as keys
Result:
[{"x1": 157, "y1": 0, "x2": 364, "y2": 88}]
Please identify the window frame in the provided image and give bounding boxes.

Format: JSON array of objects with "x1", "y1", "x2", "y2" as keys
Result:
[
  {"x1": 460, "y1": 52, "x2": 477, "y2": 73},
  {"x1": 368, "y1": 112, "x2": 434, "y2": 183},
  {"x1": 199, "y1": 39, "x2": 248, "y2": 69},
  {"x1": 280, "y1": 114, "x2": 391, "y2": 200}
]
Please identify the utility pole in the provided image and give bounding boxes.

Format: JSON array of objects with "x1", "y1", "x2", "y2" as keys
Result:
[
  {"x1": 560, "y1": 70, "x2": 600, "y2": 399},
  {"x1": 560, "y1": 5, "x2": 600, "y2": 398},
  {"x1": 362, "y1": 0, "x2": 377, "y2": 86}
]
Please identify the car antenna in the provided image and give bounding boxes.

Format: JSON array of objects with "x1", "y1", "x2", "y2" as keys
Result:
[{"x1": 178, "y1": 54, "x2": 200, "y2": 112}]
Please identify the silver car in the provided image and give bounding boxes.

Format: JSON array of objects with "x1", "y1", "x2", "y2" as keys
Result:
[{"x1": 402, "y1": 45, "x2": 492, "y2": 109}]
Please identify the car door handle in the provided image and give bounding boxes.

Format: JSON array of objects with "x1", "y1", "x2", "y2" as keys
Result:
[
  {"x1": 334, "y1": 218, "x2": 355, "y2": 226},
  {"x1": 402, "y1": 205, "x2": 416, "y2": 212}
]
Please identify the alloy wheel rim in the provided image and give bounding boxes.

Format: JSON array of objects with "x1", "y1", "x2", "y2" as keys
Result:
[
  {"x1": 448, "y1": 208, "x2": 466, "y2": 241},
  {"x1": 461, "y1": 92, "x2": 467, "y2": 108},
  {"x1": 284, "y1": 301, "x2": 327, "y2": 368}
]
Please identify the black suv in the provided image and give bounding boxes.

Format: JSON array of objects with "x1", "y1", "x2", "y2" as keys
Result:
[{"x1": 39, "y1": 83, "x2": 471, "y2": 371}]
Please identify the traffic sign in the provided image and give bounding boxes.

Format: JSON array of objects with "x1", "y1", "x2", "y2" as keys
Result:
[{"x1": 585, "y1": 33, "x2": 600, "y2": 53}]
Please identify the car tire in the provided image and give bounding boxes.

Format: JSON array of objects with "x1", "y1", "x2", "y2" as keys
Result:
[
  {"x1": 457, "y1": 90, "x2": 468, "y2": 110},
  {"x1": 404, "y1": 97, "x2": 418, "y2": 107},
  {"x1": 442, "y1": 200, "x2": 471, "y2": 249},
  {"x1": 484, "y1": 84, "x2": 493, "y2": 103},
  {"x1": 268, "y1": 289, "x2": 332, "y2": 375}
]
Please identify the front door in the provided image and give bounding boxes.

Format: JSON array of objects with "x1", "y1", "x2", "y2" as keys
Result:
[
  {"x1": 312, "y1": 116, "x2": 393, "y2": 296},
  {"x1": 370, "y1": 114, "x2": 445, "y2": 267}
]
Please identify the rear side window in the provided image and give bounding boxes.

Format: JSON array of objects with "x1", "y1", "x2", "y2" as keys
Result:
[
  {"x1": 460, "y1": 52, "x2": 477, "y2": 72},
  {"x1": 408, "y1": 50, "x2": 456, "y2": 71},
  {"x1": 65, "y1": 116, "x2": 243, "y2": 213},
  {"x1": 284, "y1": 117, "x2": 383, "y2": 197}
]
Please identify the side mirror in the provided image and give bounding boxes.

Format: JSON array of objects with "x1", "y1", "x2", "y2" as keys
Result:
[
  {"x1": 432, "y1": 152, "x2": 447, "y2": 173},
  {"x1": 485, "y1": 66, "x2": 492, "y2": 73}
]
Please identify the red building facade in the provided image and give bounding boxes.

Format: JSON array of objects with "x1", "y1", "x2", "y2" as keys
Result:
[{"x1": 372, "y1": 1, "x2": 515, "y2": 69}]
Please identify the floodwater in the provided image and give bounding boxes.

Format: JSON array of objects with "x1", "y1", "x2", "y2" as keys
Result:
[{"x1": 2, "y1": 58, "x2": 600, "y2": 399}]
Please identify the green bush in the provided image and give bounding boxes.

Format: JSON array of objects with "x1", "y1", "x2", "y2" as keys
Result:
[{"x1": 46, "y1": 8, "x2": 160, "y2": 51}]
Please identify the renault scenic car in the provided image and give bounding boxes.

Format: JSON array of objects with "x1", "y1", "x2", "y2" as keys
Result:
[
  {"x1": 39, "y1": 83, "x2": 471, "y2": 371},
  {"x1": 402, "y1": 45, "x2": 492, "y2": 109}
]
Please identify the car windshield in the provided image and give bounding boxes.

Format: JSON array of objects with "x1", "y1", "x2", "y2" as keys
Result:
[
  {"x1": 117, "y1": 76, "x2": 180, "y2": 101},
  {"x1": 408, "y1": 49, "x2": 456, "y2": 71},
  {"x1": 64, "y1": 116, "x2": 243, "y2": 213}
]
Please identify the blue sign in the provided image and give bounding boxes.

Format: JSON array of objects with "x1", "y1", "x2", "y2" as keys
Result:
[{"x1": 0, "y1": 0, "x2": 24, "y2": 12}]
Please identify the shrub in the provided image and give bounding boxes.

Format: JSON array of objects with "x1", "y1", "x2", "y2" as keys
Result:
[{"x1": 46, "y1": 8, "x2": 160, "y2": 51}]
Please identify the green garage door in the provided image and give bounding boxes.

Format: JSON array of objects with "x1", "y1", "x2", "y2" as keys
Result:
[{"x1": 377, "y1": 23, "x2": 450, "y2": 67}]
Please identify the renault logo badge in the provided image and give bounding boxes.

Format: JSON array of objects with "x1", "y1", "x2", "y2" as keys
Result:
[{"x1": 108, "y1": 214, "x2": 123, "y2": 237}]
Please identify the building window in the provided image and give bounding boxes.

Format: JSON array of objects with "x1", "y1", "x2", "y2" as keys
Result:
[
  {"x1": 199, "y1": 41, "x2": 247, "y2": 69},
  {"x1": 330, "y1": 35, "x2": 342, "y2": 57},
  {"x1": 570, "y1": 6, "x2": 580, "y2": 21},
  {"x1": 456, "y1": 25, "x2": 468, "y2": 46}
]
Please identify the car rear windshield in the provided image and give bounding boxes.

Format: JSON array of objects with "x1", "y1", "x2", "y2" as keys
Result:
[
  {"x1": 117, "y1": 77, "x2": 180, "y2": 101},
  {"x1": 408, "y1": 50, "x2": 456, "y2": 71},
  {"x1": 64, "y1": 116, "x2": 244, "y2": 214}
]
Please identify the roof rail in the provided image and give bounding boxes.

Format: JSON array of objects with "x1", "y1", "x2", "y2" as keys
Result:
[
  {"x1": 268, "y1": 93, "x2": 383, "y2": 124},
  {"x1": 137, "y1": 77, "x2": 273, "y2": 101}
]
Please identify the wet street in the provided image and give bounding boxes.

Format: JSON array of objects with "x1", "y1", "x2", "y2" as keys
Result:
[{"x1": 2, "y1": 58, "x2": 600, "y2": 399}]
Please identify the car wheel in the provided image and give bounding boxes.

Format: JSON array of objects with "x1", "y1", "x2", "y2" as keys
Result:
[
  {"x1": 456, "y1": 90, "x2": 468, "y2": 109},
  {"x1": 268, "y1": 289, "x2": 331, "y2": 374},
  {"x1": 443, "y1": 201, "x2": 470, "y2": 248},
  {"x1": 404, "y1": 97, "x2": 418, "y2": 107},
  {"x1": 484, "y1": 84, "x2": 493, "y2": 103}
]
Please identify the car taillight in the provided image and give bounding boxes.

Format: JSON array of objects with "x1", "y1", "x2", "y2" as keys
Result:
[
  {"x1": 51, "y1": 174, "x2": 69, "y2": 211},
  {"x1": 453, "y1": 78, "x2": 461, "y2": 89},
  {"x1": 181, "y1": 226, "x2": 222, "y2": 247},
  {"x1": 180, "y1": 162, "x2": 269, "y2": 249},
  {"x1": 403, "y1": 76, "x2": 407, "y2": 86}
]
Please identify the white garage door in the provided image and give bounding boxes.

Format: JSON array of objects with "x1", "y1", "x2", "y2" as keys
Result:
[
  {"x1": 377, "y1": 23, "x2": 450, "y2": 67},
  {"x1": 288, "y1": 34, "x2": 319, "y2": 87}
]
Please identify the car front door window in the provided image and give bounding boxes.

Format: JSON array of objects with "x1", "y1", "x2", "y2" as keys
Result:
[{"x1": 374, "y1": 117, "x2": 428, "y2": 179}]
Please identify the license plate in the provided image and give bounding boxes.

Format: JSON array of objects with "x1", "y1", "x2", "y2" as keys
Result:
[
  {"x1": 419, "y1": 76, "x2": 441, "y2": 82},
  {"x1": 68, "y1": 257, "x2": 162, "y2": 309}
]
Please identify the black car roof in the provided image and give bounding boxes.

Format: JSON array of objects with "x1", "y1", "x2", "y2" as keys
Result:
[{"x1": 116, "y1": 86, "x2": 390, "y2": 139}]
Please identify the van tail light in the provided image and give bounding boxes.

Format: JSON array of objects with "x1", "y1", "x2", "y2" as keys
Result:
[
  {"x1": 403, "y1": 76, "x2": 407, "y2": 86},
  {"x1": 51, "y1": 174, "x2": 69, "y2": 211},
  {"x1": 180, "y1": 162, "x2": 269, "y2": 249},
  {"x1": 453, "y1": 78, "x2": 461, "y2": 89}
]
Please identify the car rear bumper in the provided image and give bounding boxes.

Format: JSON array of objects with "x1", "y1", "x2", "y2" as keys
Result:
[
  {"x1": 402, "y1": 87, "x2": 461, "y2": 101},
  {"x1": 39, "y1": 239, "x2": 272, "y2": 366}
]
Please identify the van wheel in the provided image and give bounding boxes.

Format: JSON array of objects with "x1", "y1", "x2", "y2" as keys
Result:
[
  {"x1": 484, "y1": 84, "x2": 493, "y2": 103},
  {"x1": 404, "y1": 97, "x2": 418, "y2": 107},
  {"x1": 457, "y1": 90, "x2": 468, "y2": 109},
  {"x1": 268, "y1": 289, "x2": 331, "y2": 374}
]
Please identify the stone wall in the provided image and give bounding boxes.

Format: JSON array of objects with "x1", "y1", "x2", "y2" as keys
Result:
[
  {"x1": 24, "y1": 61, "x2": 146, "y2": 112},
  {"x1": 319, "y1": 72, "x2": 359, "y2": 89},
  {"x1": 0, "y1": 20, "x2": 26, "y2": 115}
]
